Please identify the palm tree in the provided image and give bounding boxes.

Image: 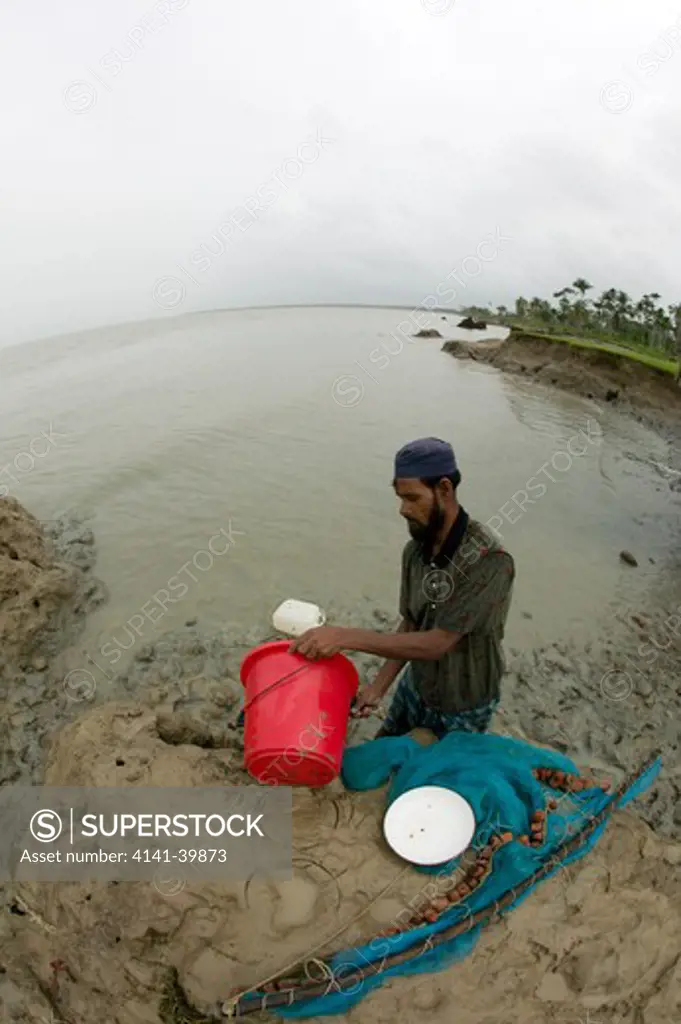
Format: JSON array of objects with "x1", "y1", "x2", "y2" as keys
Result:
[
  {"x1": 594, "y1": 288, "x2": 619, "y2": 334},
  {"x1": 613, "y1": 291, "x2": 632, "y2": 334},
  {"x1": 633, "y1": 294, "x2": 657, "y2": 343},
  {"x1": 571, "y1": 299, "x2": 590, "y2": 327},
  {"x1": 591, "y1": 295, "x2": 607, "y2": 325},
  {"x1": 552, "y1": 287, "x2": 575, "y2": 322},
  {"x1": 529, "y1": 297, "x2": 554, "y2": 324},
  {"x1": 571, "y1": 278, "x2": 593, "y2": 300}
]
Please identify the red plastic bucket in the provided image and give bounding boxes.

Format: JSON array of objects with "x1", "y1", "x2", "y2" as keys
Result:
[{"x1": 239, "y1": 640, "x2": 359, "y2": 787}]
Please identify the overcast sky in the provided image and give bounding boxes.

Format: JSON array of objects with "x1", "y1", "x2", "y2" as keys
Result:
[{"x1": 2, "y1": 0, "x2": 680, "y2": 347}]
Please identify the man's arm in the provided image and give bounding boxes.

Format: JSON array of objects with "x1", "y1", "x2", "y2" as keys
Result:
[
  {"x1": 342, "y1": 625, "x2": 460, "y2": 662},
  {"x1": 289, "y1": 618, "x2": 461, "y2": 661},
  {"x1": 291, "y1": 549, "x2": 513, "y2": 662}
]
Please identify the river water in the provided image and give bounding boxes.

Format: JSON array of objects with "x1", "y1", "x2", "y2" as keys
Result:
[{"x1": 1, "y1": 305, "x2": 677, "y2": 673}]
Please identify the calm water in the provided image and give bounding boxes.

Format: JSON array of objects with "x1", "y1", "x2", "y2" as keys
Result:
[{"x1": 1, "y1": 306, "x2": 677, "y2": 666}]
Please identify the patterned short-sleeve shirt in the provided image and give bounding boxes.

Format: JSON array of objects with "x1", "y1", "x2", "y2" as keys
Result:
[{"x1": 399, "y1": 514, "x2": 515, "y2": 713}]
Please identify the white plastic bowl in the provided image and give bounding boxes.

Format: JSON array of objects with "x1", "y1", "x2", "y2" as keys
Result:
[{"x1": 383, "y1": 785, "x2": 476, "y2": 865}]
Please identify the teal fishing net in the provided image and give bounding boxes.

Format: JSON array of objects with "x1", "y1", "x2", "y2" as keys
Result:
[{"x1": 276, "y1": 731, "x2": 661, "y2": 1019}]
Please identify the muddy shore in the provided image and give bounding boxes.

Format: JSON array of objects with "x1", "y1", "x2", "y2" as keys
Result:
[
  {"x1": 1, "y1": 384, "x2": 681, "y2": 1024},
  {"x1": 443, "y1": 329, "x2": 681, "y2": 480}
]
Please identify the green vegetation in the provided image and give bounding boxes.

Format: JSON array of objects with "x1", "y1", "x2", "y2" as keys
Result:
[
  {"x1": 461, "y1": 279, "x2": 681, "y2": 380},
  {"x1": 507, "y1": 328, "x2": 679, "y2": 376}
]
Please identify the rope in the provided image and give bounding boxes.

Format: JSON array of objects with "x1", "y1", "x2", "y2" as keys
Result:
[
  {"x1": 306, "y1": 959, "x2": 341, "y2": 995},
  {"x1": 222, "y1": 865, "x2": 412, "y2": 1012},
  {"x1": 303, "y1": 958, "x2": 335, "y2": 985},
  {"x1": 230, "y1": 753, "x2": 659, "y2": 1016}
]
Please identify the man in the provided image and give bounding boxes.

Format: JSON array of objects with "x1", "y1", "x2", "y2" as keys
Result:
[{"x1": 290, "y1": 437, "x2": 515, "y2": 739}]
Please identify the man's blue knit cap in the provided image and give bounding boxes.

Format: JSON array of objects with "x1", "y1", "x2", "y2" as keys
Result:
[{"x1": 394, "y1": 437, "x2": 458, "y2": 479}]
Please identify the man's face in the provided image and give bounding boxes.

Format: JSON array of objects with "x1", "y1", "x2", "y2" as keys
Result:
[{"x1": 394, "y1": 479, "x2": 445, "y2": 543}]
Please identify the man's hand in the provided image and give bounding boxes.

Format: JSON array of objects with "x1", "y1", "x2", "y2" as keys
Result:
[
  {"x1": 351, "y1": 680, "x2": 385, "y2": 717},
  {"x1": 289, "y1": 626, "x2": 348, "y2": 659}
]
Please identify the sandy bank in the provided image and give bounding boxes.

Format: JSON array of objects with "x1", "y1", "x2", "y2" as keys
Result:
[{"x1": 3, "y1": 700, "x2": 680, "y2": 1024}]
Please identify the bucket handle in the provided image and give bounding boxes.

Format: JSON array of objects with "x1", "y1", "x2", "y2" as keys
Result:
[{"x1": 241, "y1": 663, "x2": 315, "y2": 714}]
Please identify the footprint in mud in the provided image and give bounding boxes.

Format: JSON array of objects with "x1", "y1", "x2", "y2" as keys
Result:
[{"x1": 270, "y1": 877, "x2": 320, "y2": 933}]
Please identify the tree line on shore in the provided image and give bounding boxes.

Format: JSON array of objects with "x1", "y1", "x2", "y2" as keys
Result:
[{"x1": 467, "y1": 279, "x2": 681, "y2": 356}]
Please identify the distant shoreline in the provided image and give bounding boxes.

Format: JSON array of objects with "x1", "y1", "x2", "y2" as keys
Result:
[{"x1": 1, "y1": 304, "x2": 482, "y2": 356}]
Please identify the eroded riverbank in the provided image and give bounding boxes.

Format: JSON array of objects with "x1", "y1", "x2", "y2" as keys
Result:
[{"x1": 443, "y1": 329, "x2": 681, "y2": 476}]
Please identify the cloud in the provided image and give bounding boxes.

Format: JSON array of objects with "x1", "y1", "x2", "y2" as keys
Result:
[{"x1": 0, "y1": 0, "x2": 679, "y2": 347}]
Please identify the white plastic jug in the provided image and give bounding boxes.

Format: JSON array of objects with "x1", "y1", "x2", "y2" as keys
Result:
[{"x1": 272, "y1": 599, "x2": 326, "y2": 637}]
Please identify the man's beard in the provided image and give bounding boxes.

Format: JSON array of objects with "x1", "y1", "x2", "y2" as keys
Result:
[{"x1": 407, "y1": 499, "x2": 446, "y2": 553}]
